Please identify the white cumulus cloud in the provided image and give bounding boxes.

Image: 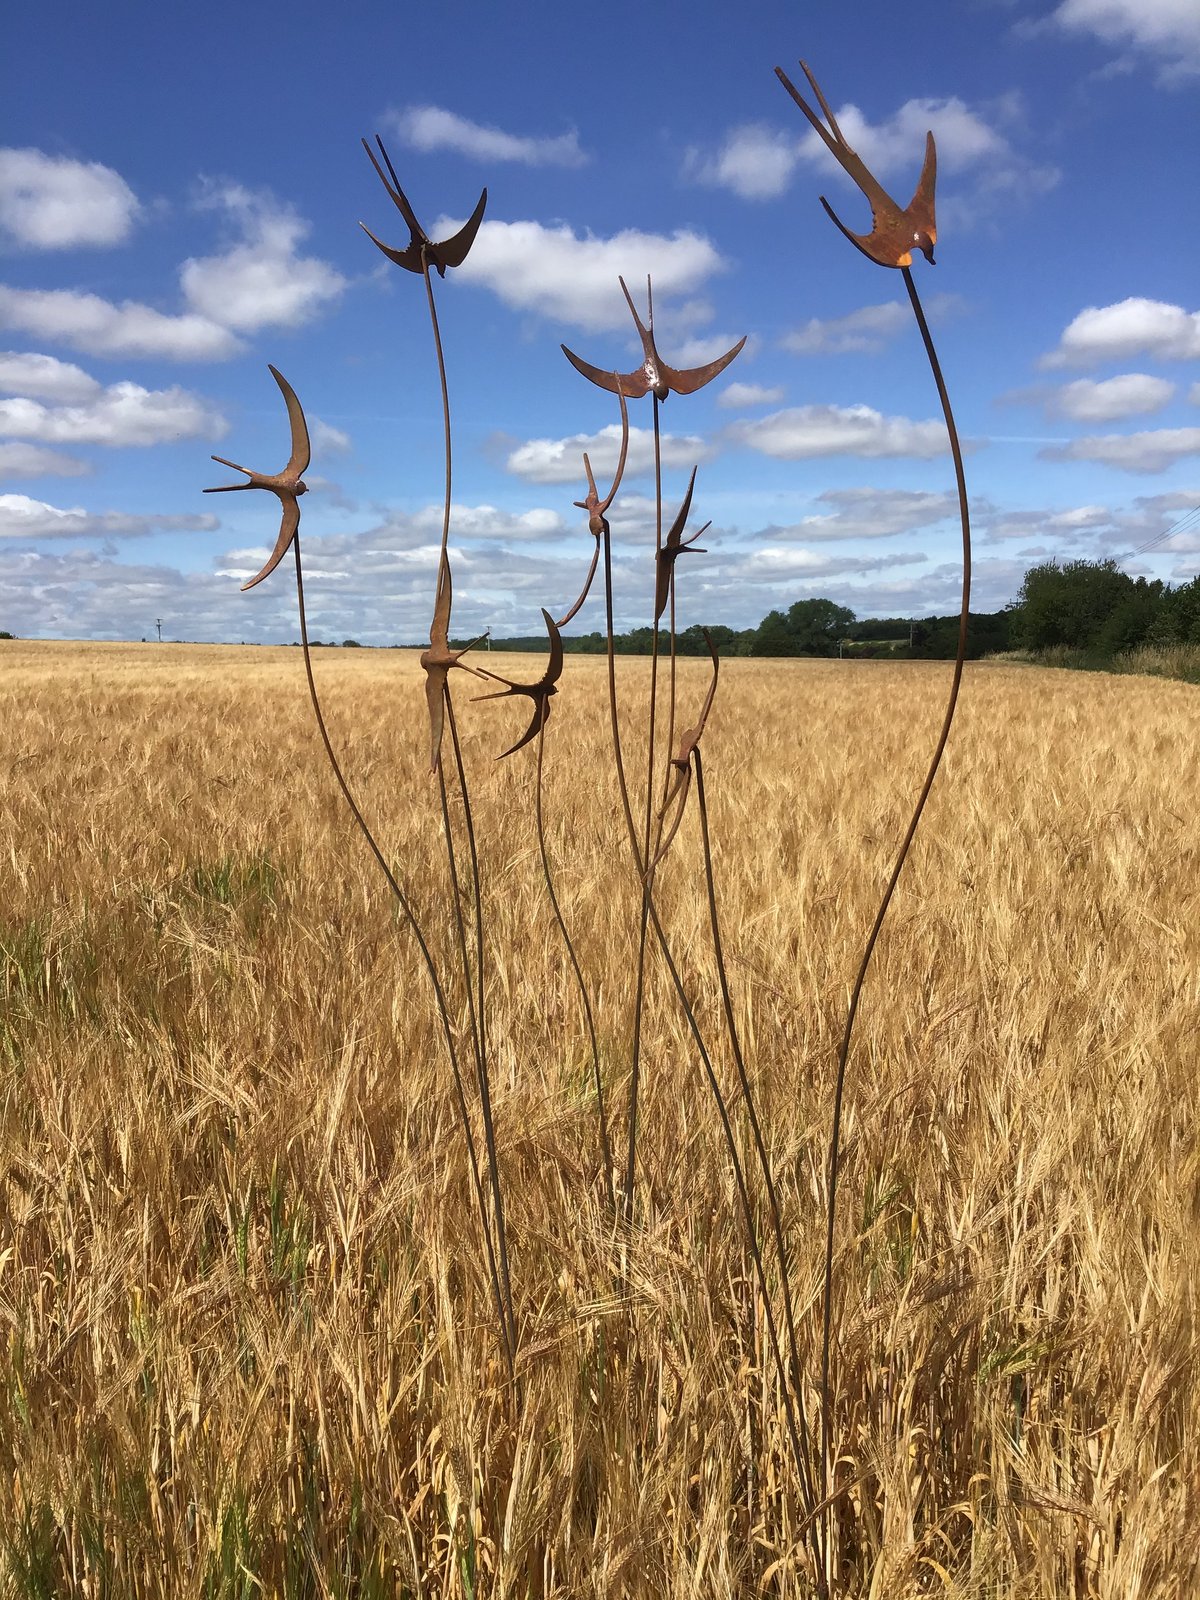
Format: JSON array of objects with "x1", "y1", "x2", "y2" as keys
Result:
[
  {"x1": 0, "y1": 493, "x2": 218, "y2": 540},
  {"x1": 1051, "y1": 0, "x2": 1200, "y2": 81},
  {"x1": 1042, "y1": 298, "x2": 1200, "y2": 368},
  {"x1": 505, "y1": 422, "x2": 713, "y2": 485},
  {"x1": 1050, "y1": 374, "x2": 1176, "y2": 422},
  {"x1": 1040, "y1": 428, "x2": 1200, "y2": 474},
  {"x1": 0, "y1": 148, "x2": 139, "y2": 249},
  {"x1": 0, "y1": 285, "x2": 239, "y2": 360},
  {"x1": 728, "y1": 404, "x2": 956, "y2": 461},
  {"x1": 0, "y1": 381, "x2": 227, "y2": 447},
  {"x1": 0, "y1": 350, "x2": 102, "y2": 403},
  {"x1": 181, "y1": 183, "x2": 347, "y2": 333},
  {"x1": 686, "y1": 124, "x2": 799, "y2": 200},
  {"x1": 446, "y1": 217, "x2": 726, "y2": 332},
  {"x1": 388, "y1": 105, "x2": 586, "y2": 167},
  {"x1": 0, "y1": 442, "x2": 92, "y2": 480}
]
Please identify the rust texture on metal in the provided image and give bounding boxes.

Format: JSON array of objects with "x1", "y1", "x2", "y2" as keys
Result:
[
  {"x1": 776, "y1": 60, "x2": 937, "y2": 269},
  {"x1": 359, "y1": 136, "x2": 487, "y2": 277},
  {"x1": 652, "y1": 631, "x2": 720, "y2": 869},
  {"x1": 419, "y1": 557, "x2": 486, "y2": 773},
  {"x1": 562, "y1": 276, "x2": 745, "y2": 400},
  {"x1": 654, "y1": 466, "x2": 710, "y2": 624},
  {"x1": 204, "y1": 364, "x2": 310, "y2": 592},
  {"x1": 556, "y1": 387, "x2": 631, "y2": 628},
  {"x1": 473, "y1": 609, "x2": 565, "y2": 759}
]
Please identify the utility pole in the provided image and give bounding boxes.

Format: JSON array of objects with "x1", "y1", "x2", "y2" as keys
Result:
[
  {"x1": 485, "y1": 626, "x2": 491, "y2": 652},
  {"x1": 156, "y1": 618, "x2": 163, "y2": 643}
]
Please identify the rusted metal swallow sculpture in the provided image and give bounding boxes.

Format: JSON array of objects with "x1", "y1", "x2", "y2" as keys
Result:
[
  {"x1": 205, "y1": 365, "x2": 310, "y2": 592},
  {"x1": 474, "y1": 609, "x2": 564, "y2": 759},
  {"x1": 651, "y1": 631, "x2": 719, "y2": 871},
  {"x1": 556, "y1": 388, "x2": 630, "y2": 628},
  {"x1": 421, "y1": 555, "x2": 485, "y2": 773},
  {"x1": 359, "y1": 136, "x2": 487, "y2": 277},
  {"x1": 654, "y1": 466, "x2": 710, "y2": 624},
  {"x1": 562, "y1": 277, "x2": 745, "y2": 401},
  {"x1": 776, "y1": 60, "x2": 937, "y2": 270}
]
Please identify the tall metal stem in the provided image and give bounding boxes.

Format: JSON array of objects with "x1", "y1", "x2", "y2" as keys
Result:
[{"x1": 819, "y1": 266, "x2": 971, "y2": 1572}]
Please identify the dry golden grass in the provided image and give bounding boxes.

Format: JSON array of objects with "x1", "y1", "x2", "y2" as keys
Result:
[{"x1": 2, "y1": 638, "x2": 1197, "y2": 1598}]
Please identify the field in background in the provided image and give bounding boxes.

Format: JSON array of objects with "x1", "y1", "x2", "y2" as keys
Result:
[{"x1": 2, "y1": 640, "x2": 1197, "y2": 1598}]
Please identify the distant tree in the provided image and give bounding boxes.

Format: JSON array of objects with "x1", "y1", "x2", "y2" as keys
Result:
[
  {"x1": 786, "y1": 597, "x2": 855, "y2": 655},
  {"x1": 750, "y1": 609, "x2": 801, "y2": 656},
  {"x1": 342, "y1": 638, "x2": 362, "y2": 648},
  {"x1": 1011, "y1": 559, "x2": 1150, "y2": 651}
]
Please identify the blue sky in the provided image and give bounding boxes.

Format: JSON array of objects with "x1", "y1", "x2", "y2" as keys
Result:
[{"x1": 2, "y1": 0, "x2": 1197, "y2": 643}]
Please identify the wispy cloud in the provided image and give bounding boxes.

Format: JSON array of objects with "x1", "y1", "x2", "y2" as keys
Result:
[
  {"x1": 0, "y1": 285, "x2": 238, "y2": 361},
  {"x1": 1048, "y1": 0, "x2": 1200, "y2": 82},
  {"x1": 728, "y1": 403, "x2": 960, "y2": 461},
  {"x1": 0, "y1": 442, "x2": 92, "y2": 480},
  {"x1": 388, "y1": 105, "x2": 587, "y2": 168},
  {"x1": 1040, "y1": 427, "x2": 1200, "y2": 474},
  {"x1": 505, "y1": 422, "x2": 712, "y2": 485}
]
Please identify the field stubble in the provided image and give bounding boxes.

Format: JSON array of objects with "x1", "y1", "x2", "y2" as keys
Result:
[{"x1": 1, "y1": 640, "x2": 1197, "y2": 1597}]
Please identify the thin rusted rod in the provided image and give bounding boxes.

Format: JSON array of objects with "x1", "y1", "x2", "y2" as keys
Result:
[
  {"x1": 291, "y1": 534, "x2": 513, "y2": 1386},
  {"x1": 535, "y1": 724, "x2": 616, "y2": 1210},
  {"x1": 446, "y1": 692, "x2": 516, "y2": 1365},
  {"x1": 622, "y1": 391, "x2": 667, "y2": 1222},
  {"x1": 819, "y1": 263, "x2": 971, "y2": 1551},
  {"x1": 694, "y1": 749, "x2": 820, "y2": 1524},
  {"x1": 600, "y1": 520, "x2": 812, "y2": 1516}
]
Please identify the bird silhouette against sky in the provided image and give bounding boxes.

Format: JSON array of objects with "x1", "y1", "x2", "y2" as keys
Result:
[
  {"x1": 359, "y1": 135, "x2": 487, "y2": 276},
  {"x1": 654, "y1": 466, "x2": 711, "y2": 624},
  {"x1": 776, "y1": 60, "x2": 937, "y2": 269},
  {"x1": 474, "y1": 609, "x2": 564, "y2": 759},
  {"x1": 556, "y1": 387, "x2": 630, "y2": 628},
  {"x1": 204, "y1": 364, "x2": 309, "y2": 592},
  {"x1": 562, "y1": 277, "x2": 745, "y2": 401}
]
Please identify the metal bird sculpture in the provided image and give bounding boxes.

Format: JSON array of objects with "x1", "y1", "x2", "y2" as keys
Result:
[
  {"x1": 474, "y1": 609, "x2": 564, "y2": 759},
  {"x1": 776, "y1": 60, "x2": 937, "y2": 270},
  {"x1": 205, "y1": 364, "x2": 310, "y2": 591},
  {"x1": 421, "y1": 555, "x2": 485, "y2": 773},
  {"x1": 556, "y1": 387, "x2": 630, "y2": 628},
  {"x1": 359, "y1": 136, "x2": 487, "y2": 276},
  {"x1": 562, "y1": 276, "x2": 745, "y2": 401},
  {"x1": 654, "y1": 466, "x2": 710, "y2": 624},
  {"x1": 651, "y1": 631, "x2": 720, "y2": 871}
]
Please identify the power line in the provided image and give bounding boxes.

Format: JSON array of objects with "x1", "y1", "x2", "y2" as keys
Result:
[{"x1": 1114, "y1": 501, "x2": 1200, "y2": 563}]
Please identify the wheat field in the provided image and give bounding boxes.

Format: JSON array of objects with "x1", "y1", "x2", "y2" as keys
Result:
[{"x1": 1, "y1": 638, "x2": 1197, "y2": 1598}]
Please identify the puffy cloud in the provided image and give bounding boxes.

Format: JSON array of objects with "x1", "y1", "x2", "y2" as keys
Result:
[
  {"x1": 446, "y1": 217, "x2": 726, "y2": 332},
  {"x1": 685, "y1": 124, "x2": 799, "y2": 200},
  {"x1": 0, "y1": 442, "x2": 91, "y2": 480},
  {"x1": 180, "y1": 183, "x2": 346, "y2": 333},
  {"x1": 388, "y1": 105, "x2": 587, "y2": 167},
  {"x1": 760, "y1": 488, "x2": 959, "y2": 541},
  {"x1": 0, "y1": 148, "x2": 139, "y2": 249},
  {"x1": 0, "y1": 350, "x2": 101, "y2": 403},
  {"x1": 694, "y1": 89, "x2": 1056, "y2": 215},
  {"x1": 1041, "y1": 298, "x2": 1200, "y2": 367},
  {"x1": 0, "y1": 285, "x2": 239, "y2": 360},
  {"x1": 505, "y1": 422, "x2": 713, "y2": 484},
  {"x1": 0, "y1": 493, "x2": 218, "y2": 540},
  {"x1": 1040, "y1": 427, "x2": 1200, "y2": 474},
  {"x1": 1049, "y1": 374, "x2": 1176, "y2": 422},
  {"x1": 0, "y1": 380, "x2": 227, "y2": 447},
  {"x1": 1051, "y1": 0, "x2": 1200, "y2": 81},
  {"x1": 717, "y1": 382, "x2": 785, "y2": 409},
  {"x1": 728, "y1": 404, "x2": 955, "y2": 461},
  {"x1": 740, "y1": 546, "x2": 925, "y2": 579}
]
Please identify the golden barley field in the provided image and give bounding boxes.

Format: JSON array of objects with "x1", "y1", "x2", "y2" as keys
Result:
[{"x1": 2, "y1": 638, "x2": 1198, "y2": 1599}]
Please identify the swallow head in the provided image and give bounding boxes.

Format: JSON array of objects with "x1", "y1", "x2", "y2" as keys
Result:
[
  {"x1": 913, "y1": 229, "x2": 936, "y2": 265},
  {"x1": 295, "y1": 479, "x2": 309, "y2": 497}
]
